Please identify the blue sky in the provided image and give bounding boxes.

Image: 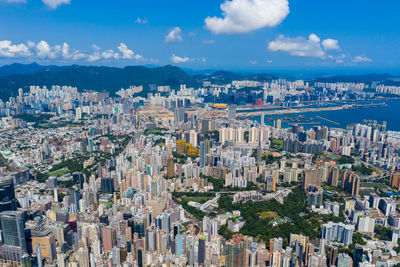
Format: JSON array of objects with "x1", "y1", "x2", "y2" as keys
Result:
[{"x1": 0, "y1": 0, "x2": 399, "y2": 73}]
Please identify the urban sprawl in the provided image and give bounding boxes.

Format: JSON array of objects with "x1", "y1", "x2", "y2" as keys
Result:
[{"x1": 1, "y1": 79, "x2": 400, "y2": 267}]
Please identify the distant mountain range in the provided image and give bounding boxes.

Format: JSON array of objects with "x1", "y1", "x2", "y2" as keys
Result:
[
  {"x1": 0, "y1": 63, "x2": 398, "y2": 101},
  {"x1": 0, "y1": 63, "x2": 276, "y2": 100}
]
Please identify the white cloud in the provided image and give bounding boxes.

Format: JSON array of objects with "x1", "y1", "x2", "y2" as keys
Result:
[
  {"x1": 0, "y1": 40, "x2": 31, "y2": 58},
  {"x1": 266, "y1": 59, "x2": 273, "y2": 64},
  {"x1": 42, "y1": 0, "x2": 70, "y2": 9},
  {"x1": 35, "y1": 41, "x2": 62, "y2": 59},
  {"x1": 249, "y1": 60, "x2": 258, "y2": 65},
  {"x1": 353, "y1": 55, "x2": 372, "y2": 63},
  {"x1": 268, "y1": 34, "x2": 326, "y2": 58},
  {"x1": 170, "y1": 54, "x2": 190, "y2": 63},
  {"x1": 26, "y1": 41, "x2": 35, "y2": 48},
  {"x1": 334, "y1": 54, "x2": 346, "y2": 64},
  {"x1": 322, "y1": 38, "x2": 340, "y2": 50},
  {"x1": 202, "y1": 40, "x2": 215, "y2": 44},
  {"x1": 165, "y1": 27, "x2": 183, "y2": 42},
  {"x1": 205, "y1": 0, "x2": 289, "y2": 34},
  {"x1": 102, "y1": 50, "x2": 119, "y2": 59},
  {"x1": 1, "y1": 0, "x2": 27, "y2": 3},
  {"x1": 135, "y1": 18, "x2": 148, "y2": 24},
  {"x1": 308, "y1": 33, "x2": 320, "y2": 43},
  {"x1": 61, "y1": 42, "x2": 86, "y2": 60},
  {"x1": 0, "y1": 39, "x2": 147, "y2": 62},
  {"x1": 117, "y1": 43, "x2": 134, "y2": 59}
]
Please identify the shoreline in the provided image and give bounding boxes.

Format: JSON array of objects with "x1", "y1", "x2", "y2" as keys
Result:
[{"x1": 237, "y1": 103, "x2": 387, "y2": 117}]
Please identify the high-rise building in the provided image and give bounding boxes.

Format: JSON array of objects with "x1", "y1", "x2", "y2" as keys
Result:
[
  {"x1": 0, "y1": 211, "x2": 27, "y2": 262},
  {"x1": 199, "y1": 142, "x2": 206, "y2": 167},
  {"x1": 35, "y1": 245, "x2": 43, "y2": 267},
  {"x1": 0, "y1": 178, "x2": 18, "y2": 213},
  {"x1": 353, "y1": 246, "x2": 363, "y2": 267},
  {"x1": 269, "y1": 237, "x2": 283, "y2": 252},
  {"x1": 356, "y1": 216, "x2": 375, "y2": 233},
  {"x1": 266, "y1": 176, "x2": 276, "y2": 192},
  {"x1": 198, "y1": 237, "x2": 206, "y2": 265},
  {"x1": 100, "y1": 178, "x2": 114, "y2": 194},
  {"x1": 228, "y1": 105, "x2": 237, "y2": 120},
  {"x1": 328, "y1": 247, "x2": 338, "y2": 266},
  {"x1": 307, "y1": 185, "x2": 324, "y2": 206},
  {"x1": 224, "y1": 235, "x2": 247, "y2": 267},
  {"x1": 337, "y1": 253, "x2": 353, "y2": 267},
  {"x1": 302, "y1": 168, "x2": 324, "y2": 190},
  {"x1": 390, "y1": 172, "x2": 400, "y2": 190},
  {"x1": 167, "y1": 157, "x2": 175, "y2": 178},
  {"x1": 30, "y1": 227, "x2": 56, "y2": 261},
  {"x1": 328, "y1": 166, "x2": 339, "y2": 187},
  {"x1": 72, "y1": 172, "x2": 84, "y2": 189},
  {"x1": 256, "y1": 147, "x2": 262, "y2": 162},
  {"x1": 101, "y1": 227, "x2": 116, "y2": 252},
  {"x1": 341, "y1": 170, "x2": 360, "y2": 197},
  {"x1": 321, "y1": 222, "x2": 354, "y2": 246},
  {"x1": 276, "y1": 118, "x2": 282, "y2": 129},
  {"x1": 378, "y1": 198, "x2": 396, "y2": 216},
  {"x1": 176, "y1": 140, "x2": 186, "y2": 155},
  {"x1": 175, "y1": 234, "x2": 186, "y2": 256},
  {"x1": 78, "y1": 247, "x2": 90, "y2": 267},
  {"x1": 260, "y1": 112, "x2": 265, "y2": 126},
  {"x1": 174, "y1": 107, "x2": 185, "y2": 124}
]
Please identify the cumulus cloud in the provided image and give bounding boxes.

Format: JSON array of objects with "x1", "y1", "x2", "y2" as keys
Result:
[
  {"x1": 268, "y1": 34, "x2": 326, "y2": 58},
  {"x1": 322, "y1": 38, "x2": 340, "y2": 50},
  {"x1": 135, "y1": 18, "x2": 148, "y2": 24},
  {"x1": 0, "y1": 40, "x2": 31, "y2": 57},
  {"x1": 36, "y1": 41, "x2": 62, "y2": 59},
  {"x1": 102, "y1": 50, "x2": 119, "y2": 59},
  {"x1": 42, "y1": 0, "x2": 70, "y2": 9},
  {"x1": 165, "y1": 27, "x2": 183, "y2": 42},
  {"x1": 249, "y1": 60, "x2": 258, "y2": 65},
  {"x1": 353, "y1": 55, "x2": 373, "y2": 63},
  {"x1": 267, "y1": 33, "x2": 343, "y2": 60},
  {"x1": 0, "y1": 39, "x2": 147, "y2": 62},
  {"x1": 205, "y1": 0, "x2": 289, "y2": 34},
  {"x1": 170, "y1": 54, "x2": 190, "y2": 63},
  {"x1": 117, "y1": 43, "x2": 134, "y2": 59},
  {"x1": 61, "y1": 42, "x2": 86, "y2": 60}
]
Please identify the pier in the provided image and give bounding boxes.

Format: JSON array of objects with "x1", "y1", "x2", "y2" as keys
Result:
[{"x1": 315, "y1": 116, "x2": 341, "y2": 125}]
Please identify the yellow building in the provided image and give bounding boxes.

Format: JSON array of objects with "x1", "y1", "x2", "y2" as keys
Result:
[
  {"x1": 176, "y1": 140, "x2": 186, "y2": 154},
  {"x1": 390, "y1": 172, "x2": 400, "y2": 190},
  {"x1": 31, "y1": 234, "x2": 56, "y2": 260}
]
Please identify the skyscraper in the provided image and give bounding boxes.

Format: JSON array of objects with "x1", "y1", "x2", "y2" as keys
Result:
[
  {"x1": 199, "y1": 142, "x2": 206, "y2": 167},
  {"x1": 0, "y1": 177, "x2": 18, "y2": 213},
  {"x1": 228, "y1": 105, "x2": 237, "y2": 120},
  {"x1": 167, "y1": 157, "x2": 175, "y2": 178},
  {"x1": 175, "y1": 234, "x2": 186, "y2": 256},
  {"x1": 266, "y1": 176, "x2": 276, "y2": 192},
  {"x1": 321, "y1": 222, "x2": 354, "y2": 246},
  {"x1": 101, "y1": 227, "x2": 116, "y2": 252},
  {"x1": 198, "y1": 237, "x2": 206, "y2": 265},
  {"x1": 224, "y1": 235, "x2": 247, "y2": 267},
  {"x1": 0, "y1": 211, "x2": 27, "y2": 262}
]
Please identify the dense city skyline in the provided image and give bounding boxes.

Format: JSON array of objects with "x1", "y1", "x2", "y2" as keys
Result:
[
  {"x1": 1, "y1": 1, "x2": 400, "y2": 267},
  {"x1": 0, "y1": 0, "x2": 400, "y2": 73}
]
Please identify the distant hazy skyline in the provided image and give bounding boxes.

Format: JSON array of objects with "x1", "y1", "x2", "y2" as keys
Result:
[{"x1": 0, "y1": 0, "x2": 399, "y2": 73}]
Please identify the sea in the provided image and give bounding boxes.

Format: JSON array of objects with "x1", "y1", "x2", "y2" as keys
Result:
[{"x1": 245, "y1": 99, "x2": 400, "y2": 131}]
